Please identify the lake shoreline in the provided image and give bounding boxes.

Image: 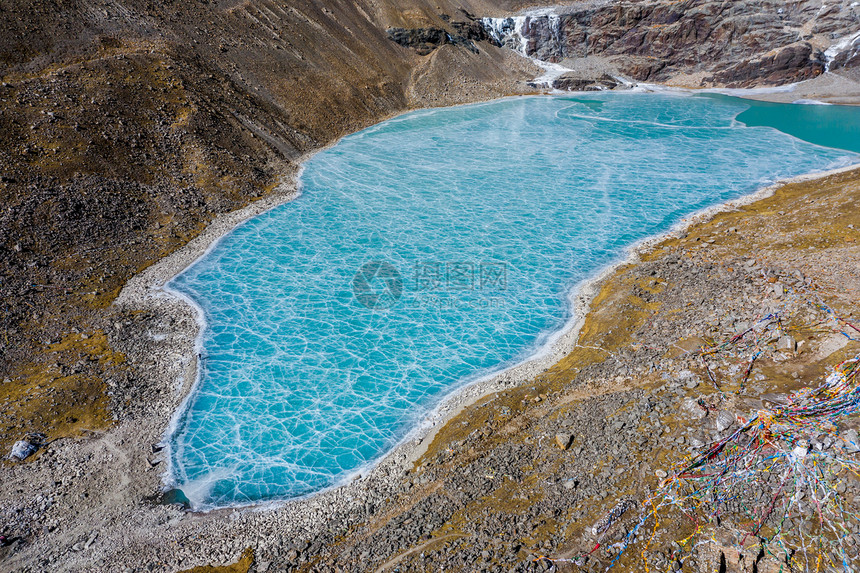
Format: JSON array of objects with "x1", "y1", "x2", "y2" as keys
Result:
[{"x1": 116, "y1": 90, "x2": 860, "y2": 511}]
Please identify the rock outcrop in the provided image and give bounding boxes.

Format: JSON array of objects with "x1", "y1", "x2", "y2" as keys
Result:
[
  {"x1": 828, "y1": 31, "x2": 860, "y2": 70},
  {"x1": 552, "y1": 71, "x2": 618, "y2": 91},
  {"x1": 387, "y1": 26, "x2": 479, "y2": 54},
  {"x1": 711, "y1": 41, "x2": 825, "y2": 86}
]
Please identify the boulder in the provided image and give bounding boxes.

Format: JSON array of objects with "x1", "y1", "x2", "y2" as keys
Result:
[
  {"x1": 553, "y1": 73, "x2": 618, "y2": 91},
  {"x1": 8, "y1": 439, "x2": 38, "y2": 461},
  {"x1": 844, "y1": 429, "x2": 860, "y2": 453},
  {"x1": 777, "y1": 335, "x2": 796, "y2": 352},
  {"x1": 555, "y1": 433, "x2": 575, "y2": 450}
]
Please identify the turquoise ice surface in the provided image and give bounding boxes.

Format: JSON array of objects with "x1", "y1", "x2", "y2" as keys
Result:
[
  {"x1": 167, "y1": 93, "x2": 858, "y2": 508},
  {"x1": 704, "y1": 94, "x2": 860, "y2": 154}
]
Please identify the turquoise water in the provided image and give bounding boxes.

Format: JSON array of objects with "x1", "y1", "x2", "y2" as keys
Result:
[
  {"x1": 702, "y1": 94, "x2": 860, "y2": 154},
  {"x1": 167, "y1": 93, "x2": 858, "y2": 508}
]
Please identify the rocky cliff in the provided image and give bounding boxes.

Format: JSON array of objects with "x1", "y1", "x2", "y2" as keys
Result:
[{"x1": 483, "y1": 0, "x2": 860, "y2": 87}]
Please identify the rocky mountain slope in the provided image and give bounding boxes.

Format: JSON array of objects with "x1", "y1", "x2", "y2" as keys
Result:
[{"x1": 0, "y1": 0, "x2": 538, "y2": 454}]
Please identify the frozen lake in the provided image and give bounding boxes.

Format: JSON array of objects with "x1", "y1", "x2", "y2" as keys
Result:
[{"x1": 166, "y1": 93, "x2": 858, "y2": 508}]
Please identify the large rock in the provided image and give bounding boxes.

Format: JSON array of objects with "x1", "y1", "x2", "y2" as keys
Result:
[
  {"x1": 710, "y1": 42, "x2": 825, "y2": 87},
  {"x1": 715, "y1": 410, "x2": 735, "y2": 433},
  {"x1": 829, "y1": 34, "x2": 860, "y2": 71},
  {"x1": 8, "y1": 439, "x2": 38, "y2": 461},
  {"x1": 777, "y1": 334, "x2": 797, "y2": 352},
  {"x1": 553, "y1": 72, "x2": 618, "y2": 91},
  {"x1": 387, "y1": 27, "x2": 479, "y2": 55},
  {"x1": 555, "y1": 433, "x2": 575, "y2": 450},
  {"x1": 844, "y1": 429, "x2": 860, "y2": 453}
]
